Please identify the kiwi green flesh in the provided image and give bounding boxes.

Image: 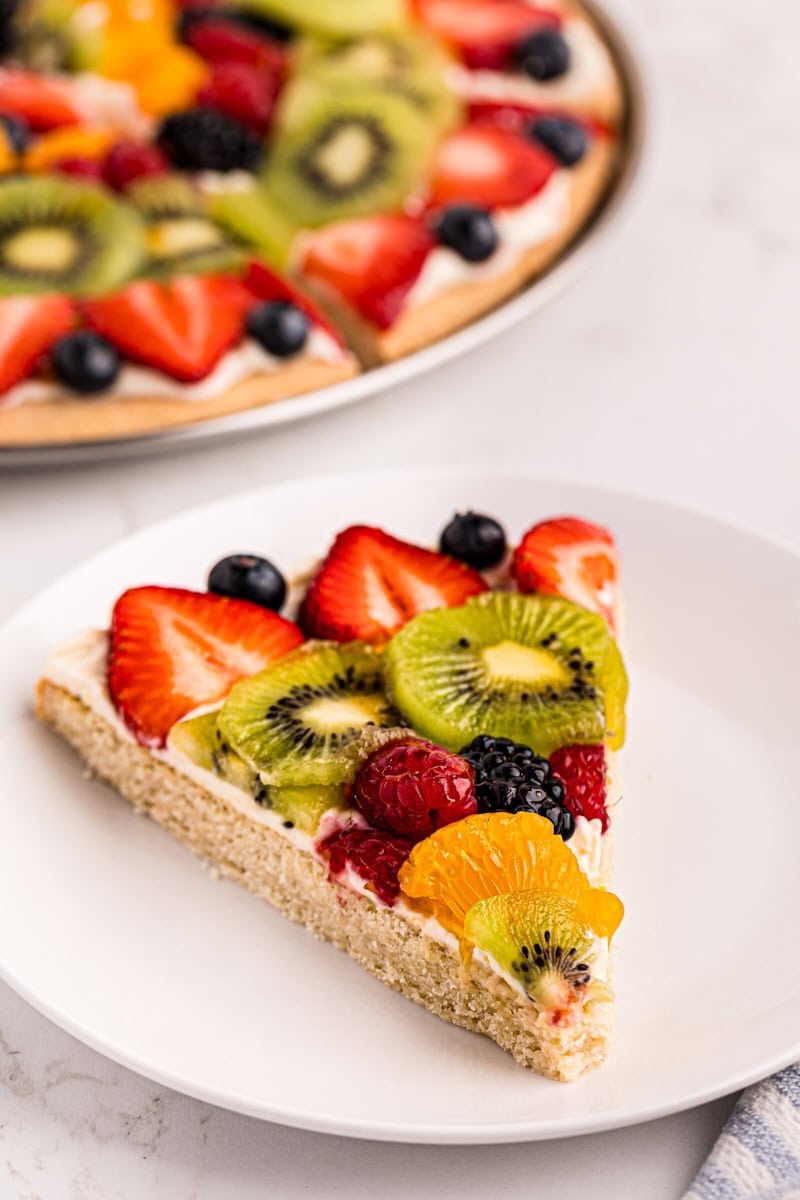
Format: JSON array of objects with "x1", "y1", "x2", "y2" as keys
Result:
[
  {"x1": 0, "y1": 177, "x2": 146, "y2": 297},
  {"x1": 208, "y1": 186, "x2": 295, "y2": 269},
  {"x1": 168, "y1": 710, "x2": 343, "y2": 834},
  {"x1": 384, "y1": 591, "x2": 618, "y2": 758},
  {"x1": 464, "y1": 890, "x2": 595, "y2": 1010},
  {"x1": 264, "y1": 88, "x2": 435, "y2": 227},
  {"x1": 238, "y1": 0, "x2": 406, "y2": 37},
  {"x1": 218, "y1": 641, "x2": 403, "y2": 787},
  {"x1": 126, "y1": 174, "x2": 243, "y2": 276}
]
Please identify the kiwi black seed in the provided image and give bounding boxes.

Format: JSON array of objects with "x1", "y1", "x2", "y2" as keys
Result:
[
  {"x1": 0, "y1": 176, "x2": 146, "y2": 297},
  {"x1": 217, "y1": 640, "x2": 403, "y2": 786},
  {"x1": 126, "y1": 173, "x2": 243, "y2": 277},
  {"x1": 384, "y1": 590, "x2": 625, "y2": 757}
]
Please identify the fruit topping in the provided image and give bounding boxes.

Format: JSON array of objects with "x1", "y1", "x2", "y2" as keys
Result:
[
  {"x1": 299, "y1": 524, "x2": 487, "y2": 643},
  {"x1": 428, "y1": 123, "x2": 556, "y2": 210},
  {"x1": 102, "y1": 141, "x2": 170, "y2": 192},
  {"x1": 398, "y1": 810, "x2": 623, "y2": 937},
  {"x1": 208, "y1": 185, "x2": 296, "y2": 270},
  {"x1": 198, "y1": 61, "x2": 281, "y2": 136},
  {"x1": 208, "y1": 553, "x2": 287, "y2": 612},
  {"x1": 384, "y1": 590, "x2": 625, "y2": 757},
  {"x1": 298, "y1": 213, "x2": 434, "y2": 330},
  {"x1": 246, "y1": 300, "x2": 310, "y2": 357},
  {"x1": 0, "y1": 292, "x2": 75, "y2": 398},
  {"x1": 127, "y1": 173, "x2": 241, "y2": 276},
  {"x1": 549, "y1": 743, "x2": 609, "y2": 832},
  {"x1": 158, "y1": 107, "x2": 264, "y2": 173},
  {"x1": 217, "y1": 640, "x2": 403, "y2": 786},
  {"x1": 82, "y1": 274, "x2": 252, "y2": 383},
  {"x1": 412, "y1": 0, "x2": 561, "y2": 71},
  {"x1": 108, "y1": 585, "x2": 305, "y2": 747},
  {"x1": 353, "y1": 737, "x2": 477, "y2": 838},
  {"x1": 22, "y1": 126, "x2": 114, "y2": 173},
  {"x1": 242, "y1": 0, "x2": 406, "y2": 39},
  {"x1": 0, "y1": 176, "x2": 145, "y2": 298},
  {"x1": 0, "y1": 112, "x2": 28, "y2": 156},
  {"x1": 184, "y1": 16, "x2": 287, "y2": 73},
  {"x1": 243, "y1": 258, "x2": 342, "y2": 344},
  {"x1": 459, "y1": 734, "x2": 574, "y2": 839},
  {"x1": 433, "y1": 203, "x2": 497, "y2": 263},
  {"x1": 464, "y1": 889, "x2": 596, "y2": 1015},
  {"x1": 51, "y1": 329, "x2": 121, "y2": 394},
  {"x1": 50, "y1": 157, "x2": 105, "y2": 181},
  {"x1": 439, "y1": 510, "x2": 506, "y2": 569},
  {"x1": 512, "y1": 516, "x2": 620, "y2": 631},
  {"x1": 265, "y1": 87, "x2": 435, "y2": 229},
  {"x1": 528, "y1": 115, "x2": 588, "y2": 166},
  {"x1": 0, "y1": 70, "x2": 82, "y2": 132},
  {"x1": 516, "y1": 28, "x2": 570, "y2": 82},
  {"x1": 317, "y1": 825, "x2": 414, "y2": 906}
]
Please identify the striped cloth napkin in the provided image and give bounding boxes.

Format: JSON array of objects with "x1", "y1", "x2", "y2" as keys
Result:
[{"x1": 684, "y1": 1066, "x2": 800, "y2": 1200}]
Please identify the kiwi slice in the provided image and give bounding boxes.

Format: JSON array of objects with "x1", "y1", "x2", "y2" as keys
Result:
[
  {"x1": 169, "y1": 710, "x2": 343, "y2": 834},
  {"x1": 218, "y1": 641, "x2": 403, "y2": 787},
  {"x1": 208, "y1": 183, "x2": 296, "y2": 269},
  {"x1": 127, "y1": 174, "x2": 243, "y2": 277},
  {"x1": 384, "y1": 591, "x2": 625, "y2": 758},
  {"x1": 264, "y1": 86, "x2": 435, "y2": 228},
  {"x1": 294, "y1": 32, "x2": 462, "y2": 135},
  {"x1": 0, "y1": 176, "x2": 146, "y2": 297},
  {"x1": 464, "y1": 889, "x2": 596, "y2": 1010},
  {"x1": 238, "y1": 0, "x2": 406, "y2": 38}
]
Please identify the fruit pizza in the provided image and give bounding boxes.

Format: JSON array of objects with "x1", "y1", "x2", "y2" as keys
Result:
[
  {"x1": 0, "y1": 0, "x2": 627, "y2": 445},
  {"x1": 37, "y1": 509, "x2": 627, "y2": 1080}
]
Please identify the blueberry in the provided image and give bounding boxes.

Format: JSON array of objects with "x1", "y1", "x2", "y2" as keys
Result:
[
  {"x1": 439, "y1": 511, "x2": 507, "y2": 570},
  {"x1": 247, "y1": 301, "x2": 310, "y2": 358},
  {"x1": 528, "y1": 116, "x2": 588, "y2": 166},
  {"x1": 0, "y1": 112, "x2": 29, "y2": 155},
  {"x1": 208, "y1": 553, "x2": 286, "y2": 611},
  {"x1": 51, "y1": 332, "x2": 121, "y2": 394},
  {"x1": 434, "y1": 205, "x2": 498, "y2": 264},
  {"x1": 516, "y1": 29, "x2": 571, "y2": 81}
]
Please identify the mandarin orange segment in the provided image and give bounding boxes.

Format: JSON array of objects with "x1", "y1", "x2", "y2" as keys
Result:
[
  {"x1": 398, "y1": 811, "x2": 623, "y2": 939},
  {"x1": 23, "y1": 127, "x2": 115, "y2": 172}
]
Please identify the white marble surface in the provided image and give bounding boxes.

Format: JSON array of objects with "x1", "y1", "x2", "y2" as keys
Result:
[{"x1": 1, "y1": 0, "x2": 798, "y2": 1193}]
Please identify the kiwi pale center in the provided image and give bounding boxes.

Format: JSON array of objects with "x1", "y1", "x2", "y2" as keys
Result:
[
  {"x1": 4, "y1": 226, "x2": 80, "y2": 273},
  {"x1": 304, "y1": 695, "x2": 384, "y2": 732},
  {"x1": 148, "y1": 218, "x2": 224, "y2": 259},
  {"x1": 481, "y1": 640, "x2": 571, "y2": 689},
  {"x1": 307, "y1": 118, "x2": 389, "y2": 195}
]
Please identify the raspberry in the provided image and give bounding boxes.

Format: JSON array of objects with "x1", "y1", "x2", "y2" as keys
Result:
[
  {"x1": 51, "y1": 156, "x2": 105, "y2": 181},
  {"x1": 198, "y1": 62, "x2": 281, "y2": 136},
  {"x1": 353, "y1": 738, "x2": 477, "y2": 839},
  {"x1": 185, "y1": 17, "x2": 287, "y2": 73},
  {"x1": 102, "y1": 141, "x2": 169, "y2": 191},
  {"x1": 549, "y1": 744, "x2": 608, "y2": 831},
  {"x1": 318, "y1": 826, "x2": 414, "y2": 906}
]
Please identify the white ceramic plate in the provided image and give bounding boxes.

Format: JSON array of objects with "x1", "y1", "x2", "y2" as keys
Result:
[
  {"x1": 0, "y1": 1, "x2": 646, "y2": 469},
  {"x1": 1, "y1": 469, "x2": 798, "y2": 1144}
]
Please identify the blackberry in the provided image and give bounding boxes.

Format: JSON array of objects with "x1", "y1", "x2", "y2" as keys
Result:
[
  {"x1": 157, "y1": 108, "x2": 264, "y2": 173},
  {"x1": 0, "y1": 0, "x2": 20, "y2": 57},
  {"x1": 458, "y1": 734, "x2": 575, "y2": 840}
]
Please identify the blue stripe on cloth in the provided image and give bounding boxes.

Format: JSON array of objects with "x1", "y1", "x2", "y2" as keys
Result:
[{"x1": 683, "y1": 1066, "x2": 800, "y2": 1200}]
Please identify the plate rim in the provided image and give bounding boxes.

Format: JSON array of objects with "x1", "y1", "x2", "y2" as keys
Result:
[
  {"x1": 0, "y1": 0, "x2": 648, "y2": 469},
  {"x1": 3, "y1": 467, "x2": 800, "y2": 1142}
]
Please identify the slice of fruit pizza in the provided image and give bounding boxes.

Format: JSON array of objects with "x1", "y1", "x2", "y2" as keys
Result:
[
  {"x1": 0, "y1": 0, "x2": 628, "y2": 444},
  {"x1": 37, "y1": 509, "x2": 627, "y2": 1081}
]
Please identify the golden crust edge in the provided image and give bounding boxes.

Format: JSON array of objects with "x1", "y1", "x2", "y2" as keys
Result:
[{"x1": 35, "y1": 678, "x2": 615, "y2": 1082}]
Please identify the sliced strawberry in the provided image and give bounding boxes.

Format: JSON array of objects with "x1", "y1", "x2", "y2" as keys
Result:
[
  {"x1": 427, "y1": 123, "x2": 557, "y2": 210},
  {"x1": 109, "y1": 585, "x2": 304, "y2": 747},
  {"x1": 244, "y1": 259, "x2": 345, "y2": 348},
  {"x1": 412, "y1": 0, "x2": 561, "y2": 70},
  {"x1": 0, "y1": 294, "x2": 76, "y2": 399},
  {"x1": 198, "y1": 61, "x2": 281, "y2": 135},
  {"x1": 512, "y1": 517, "x2": 620, "y2": 630},
  {"x1": 299, "y1": 525, "x2": 488, "y2": 643},
  {"x1": 0, "y1": 71, "x2": 83, "y2": 132},
  {"x1": 82, "y1": 275, "x2": 252, "y2": 383},
  {"x1": 186, "y1": 19, "x2": 287, "y2": 74},
  {"x1": 298, "y1": 215, "x2": 434, "y2": 331}
]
